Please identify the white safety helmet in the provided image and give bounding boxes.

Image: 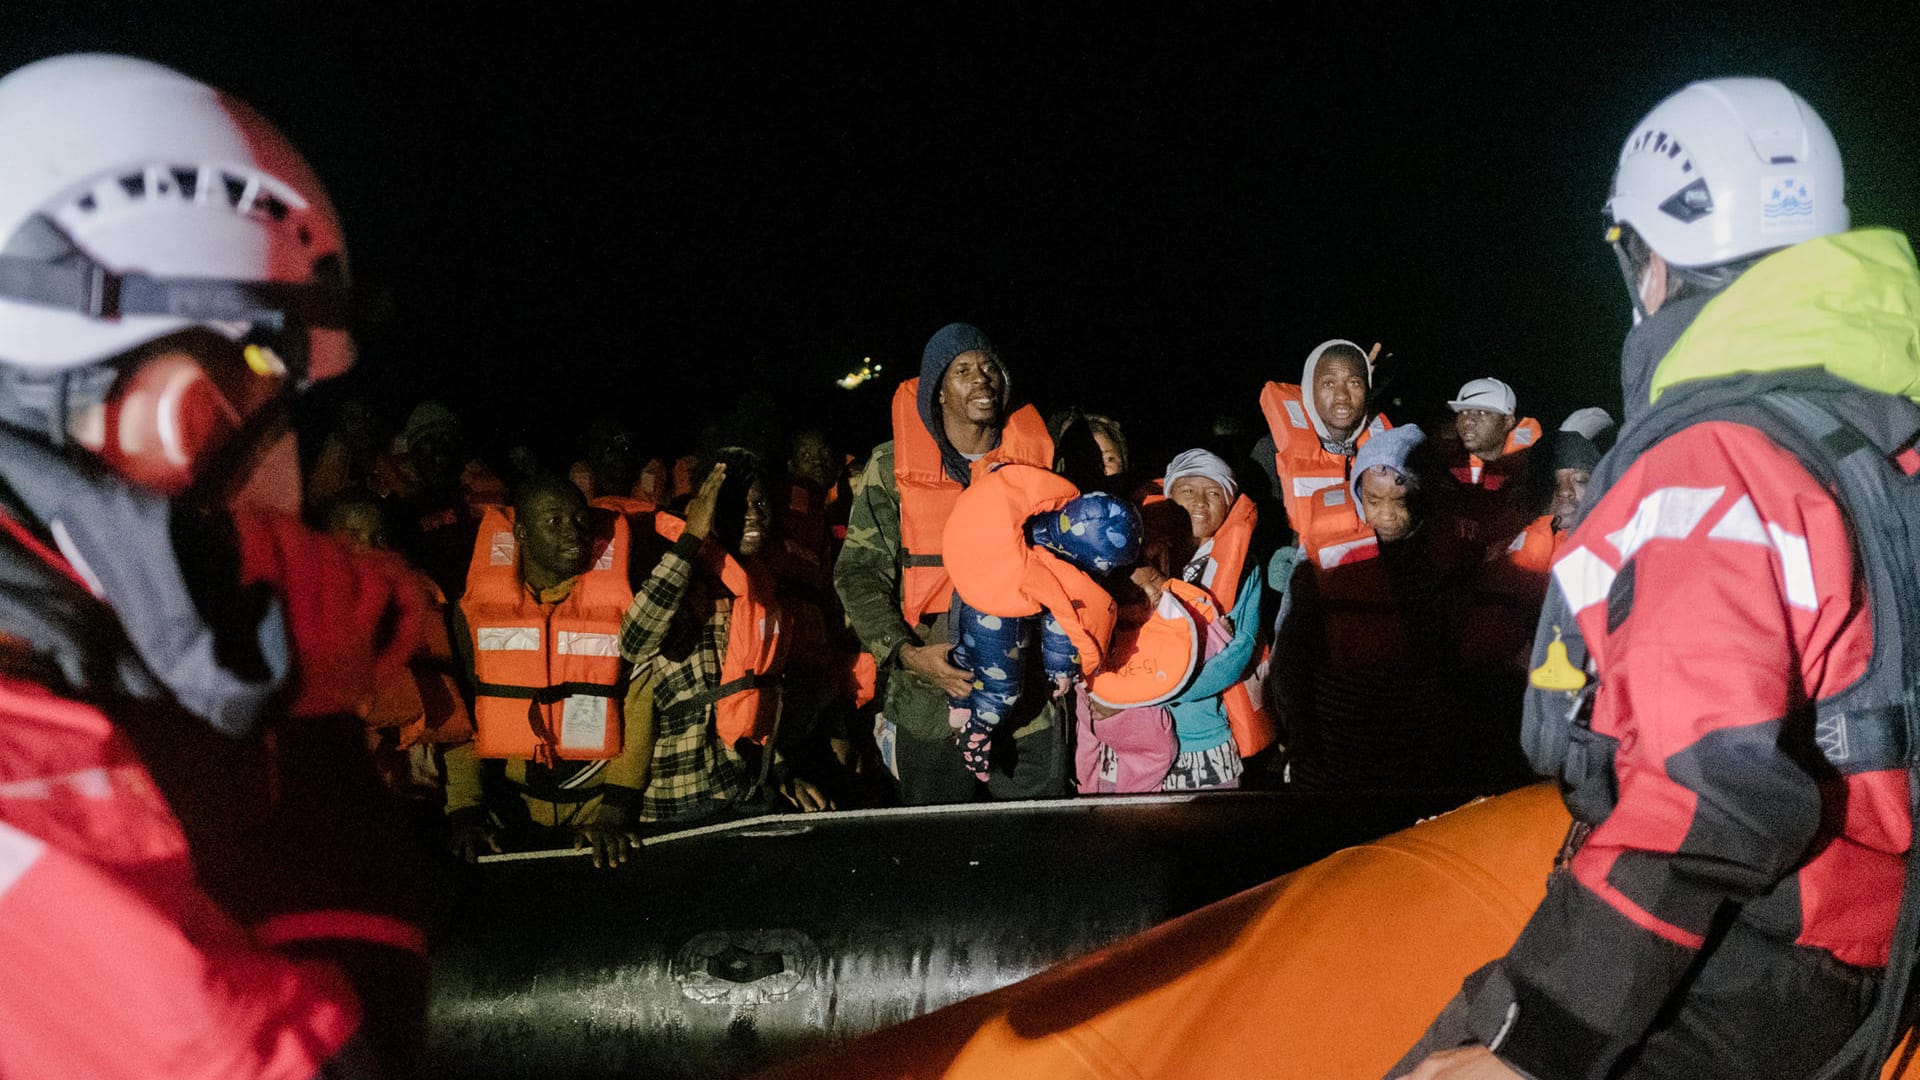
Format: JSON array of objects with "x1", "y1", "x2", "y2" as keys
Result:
[
  {"x1": 1607, "y1": 77, "x2": 1847, "y2": 270},
  {"x1": 0, "y1": 54, "x2": 351, "y2": 380}
]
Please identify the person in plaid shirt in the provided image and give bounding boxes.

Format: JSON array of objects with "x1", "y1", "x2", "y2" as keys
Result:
[{"x1": 619, "y1": 451, "x2": 832, "y2": 823}]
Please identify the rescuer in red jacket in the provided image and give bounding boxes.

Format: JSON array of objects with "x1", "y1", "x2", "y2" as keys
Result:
[
  {"x1": 0, "y1": 56, "x2": 428, "y2": 1078},
  {"x1": 1394, "y1": 80, "x2": 1919, "y2": 1080}
]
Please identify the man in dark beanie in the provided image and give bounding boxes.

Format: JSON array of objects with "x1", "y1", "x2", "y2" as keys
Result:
[
  {"x1": 1546, "y1": 428, "x2": 1601, "y2": 533},
  {"x1": 834, "y1": 323, "x2": 1065, "y2": 803}
]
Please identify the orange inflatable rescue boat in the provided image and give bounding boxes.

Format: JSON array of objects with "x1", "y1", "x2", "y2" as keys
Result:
[{"x1": 761, "y1": 784, "x2": 1916, "y2": 1079}]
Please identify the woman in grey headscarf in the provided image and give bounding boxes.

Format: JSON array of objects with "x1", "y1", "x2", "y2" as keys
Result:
[{"x1": 1124, "y1": 449, "x2": 1275, "y2": 790}]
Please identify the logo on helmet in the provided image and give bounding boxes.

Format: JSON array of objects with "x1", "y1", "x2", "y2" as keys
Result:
[{"x1": 1761, "y1": 177, "x2": 1816, "y2": 234}]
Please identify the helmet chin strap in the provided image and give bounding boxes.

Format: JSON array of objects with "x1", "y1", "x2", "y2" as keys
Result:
[
  {"x1": 1610, "y1": 220, "x2": 1762, "y2": 326},
  {"x1": 1609, "y1": 226, "x2": 1653, "y2": 326}
]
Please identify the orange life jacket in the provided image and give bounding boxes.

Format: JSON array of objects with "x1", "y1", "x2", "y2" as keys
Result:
[
  {"x1": 462, "y1": 505, "x2": 633, "y2": 763},
  {"x1": 1089, "y1": 578, "x2": 1220, "y2": 708},
  {"x1": 1450, "y1": 416, "x2": 1542, "y2": 490},
  {"x1": 1257, "y1": 381, "x2": 1390, "y2": 570},
  {"x1": 941, "y1": 463, "x2": 1118, "y2": 676},
  {"x1": 363, "y1": 571, "x2": 472, "y2": 748},
  {"x1": 1506, "y1": 512, "x2": 1559, "y2": 574},
  {"x1": 646, "y1": 513, "x2": 789, "y2": 746},
  {"x1": 776, "y1": 478, "x2": 835, "y2": 593},
  {"x1": 589, "y1": 492, "x2": 659, "y2": 518},
  {"x1": 892, "y1": 378, "x2": 1054, "y2": 626},
  {"x1": 1192, "y1": 495, "x2": 1277, "y2": 757}
]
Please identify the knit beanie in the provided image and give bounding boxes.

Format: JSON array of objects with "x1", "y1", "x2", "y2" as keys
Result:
[{"x1": 916, "y1": 322, "x2": 1008, "y2": 485}]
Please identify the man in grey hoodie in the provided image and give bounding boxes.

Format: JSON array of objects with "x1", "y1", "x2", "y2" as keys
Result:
[{"x1": 1255, "y1": 339, "x2": 1395, "y2": 571}]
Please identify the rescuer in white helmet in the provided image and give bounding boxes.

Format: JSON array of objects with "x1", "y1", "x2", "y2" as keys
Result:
[
  {"x1": 0, "y1": 55, "x2": 428, "y2": 1078},
  {"x1": 1394, "y1": 79, "x2": 1920, "y2": 1080}
]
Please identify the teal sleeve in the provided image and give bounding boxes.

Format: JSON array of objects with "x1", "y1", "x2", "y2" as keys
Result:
[{"x1": 1172, "y1": 567, "x2": 1265, "y2": 704}]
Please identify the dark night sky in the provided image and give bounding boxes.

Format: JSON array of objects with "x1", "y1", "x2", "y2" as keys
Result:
[{"x1": 7, "y1": 3, "x2": 1919, "y2": 470}]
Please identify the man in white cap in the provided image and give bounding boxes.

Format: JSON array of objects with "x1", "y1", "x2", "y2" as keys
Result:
[
  {"x1": 1447, "y1": 377, "x2": 1540, "y2": 489},
  {"x1": 1395, "y1": 77, "x2": 1920, "y2": 1080}
]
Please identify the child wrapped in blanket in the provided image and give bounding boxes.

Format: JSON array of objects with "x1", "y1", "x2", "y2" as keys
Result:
[{"x1": 941, "y1": 463, "x2": 1142, "y2": 781}]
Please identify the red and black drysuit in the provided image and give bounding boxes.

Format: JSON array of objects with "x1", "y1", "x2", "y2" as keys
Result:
[
  {"x1": 1396, "y1": 287, "x2": 1914, "y2": 1080},
  {"x1": 0, "y1": 428, "x2": 429, "y2": 1080}
]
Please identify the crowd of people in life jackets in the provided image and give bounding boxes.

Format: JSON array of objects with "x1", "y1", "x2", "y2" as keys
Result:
[
  {"x1": 298, "y1": 318, "x2": 1616, "y2": 866},
  {"x1": 5, "y1": 50, "x2": 1909, "y2": 1080}
]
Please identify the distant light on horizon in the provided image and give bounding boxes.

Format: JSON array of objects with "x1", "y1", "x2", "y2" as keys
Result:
[{"x1": 836, "y1": 356, "x2": 883, "y2": 389}]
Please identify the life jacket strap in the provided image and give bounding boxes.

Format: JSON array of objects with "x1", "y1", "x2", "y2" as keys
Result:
[
  {"x1": 684, "y1": 672, "x2": 781, "y2": 710},
  {"x1": 504, "y1": 763, "x2": 609, "y2": 802},
  {"x1": 406, "y1": 655, "x2": 463, "y2": 679},
  {"x1": 475, "y1": 680, "x2": 623, "y2": 765},
  {"x1": 473, "y1": 680, "x2": 622, "y2": 705}
]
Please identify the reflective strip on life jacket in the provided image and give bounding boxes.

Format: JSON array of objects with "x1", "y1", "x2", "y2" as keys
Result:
[
  {"x1": 1317, "y1": 534, "x2": 1380, "y2": 569},
  {"x1": 892, "y1": 378, "x2": 1054, "y2": 626},
  {"x1": 462, "y1": 505, "x2": 633, "y2": 763},
  {"x1": 556, "y1": 631, "x2": 619, "y2": 656},
  {"x1": 476, "y1": 627, "x2": 539, "y2": 651},
  {"x1": 1292, "y1": 476, "x2": 1345, "y2": 498}
]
